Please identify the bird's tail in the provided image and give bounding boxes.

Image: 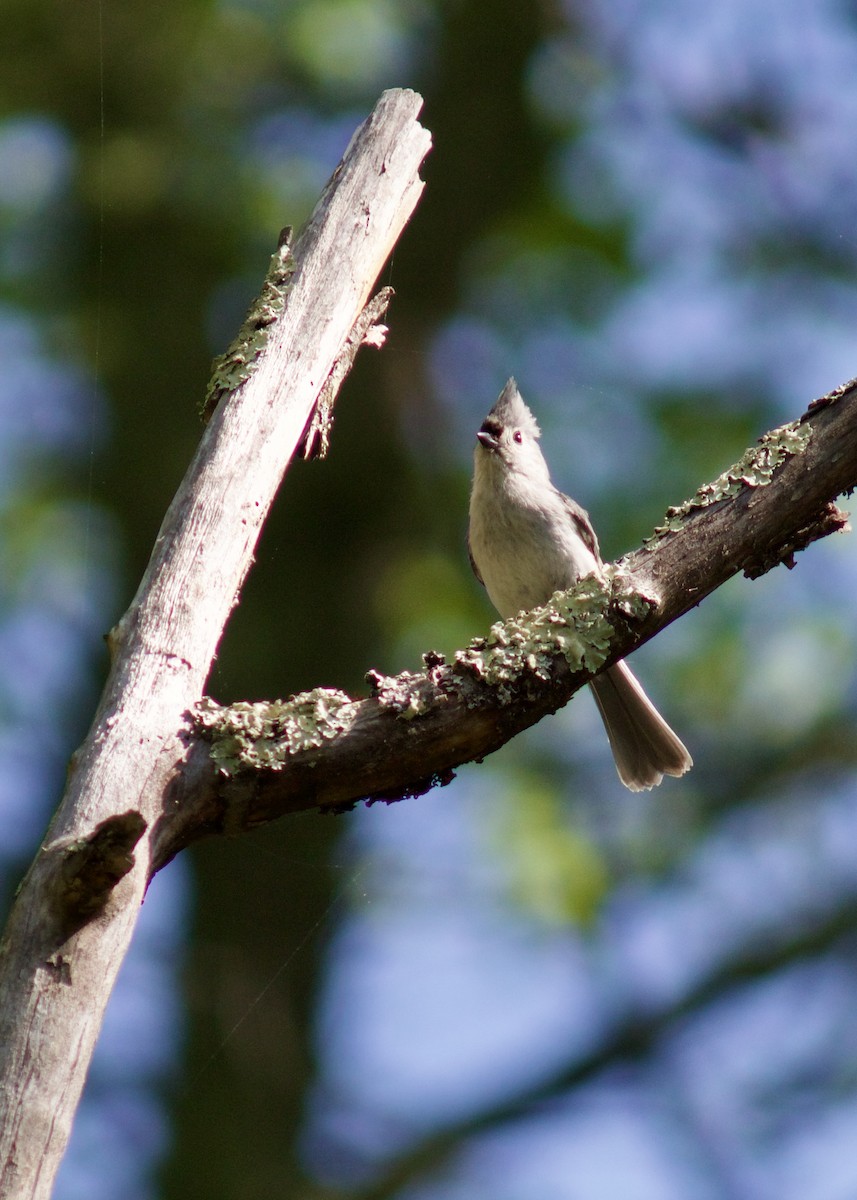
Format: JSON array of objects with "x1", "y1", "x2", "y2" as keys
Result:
[{"x1": 588, "y1": 661, "x2": 692, "y2": 791}]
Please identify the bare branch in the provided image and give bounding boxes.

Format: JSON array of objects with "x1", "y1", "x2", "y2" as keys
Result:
[
  {"x1": 153, "y1": 378, "x2": 856, "y2": 869},
  {"x1": 300, "y1": 285, "x2": 395, "y2": 459},
  {"x1": 0, "y1": 89, "x2": 431, "y2": 1200}
]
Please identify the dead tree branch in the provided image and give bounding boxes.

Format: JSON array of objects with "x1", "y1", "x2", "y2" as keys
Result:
[
  {"x1": 152, "y1": 379, "x2": 855, "y2": 869},
  {"x1": 0, "y1": 88, "x2": 431, "y2": 1200}
]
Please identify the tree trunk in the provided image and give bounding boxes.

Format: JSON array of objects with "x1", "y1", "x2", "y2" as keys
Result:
[{"x1": 0, "y1": 88, "x2": 431, "y2": 1200}]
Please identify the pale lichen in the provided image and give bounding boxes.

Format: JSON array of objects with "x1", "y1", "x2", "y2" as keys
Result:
[
  {"x1": 365, "y1": 668, "x2": 431, "y2": 718},
  {"x1": 201, "y1": 233, "x2": 297, "y2": 421},
  {"x1": 648, "y1": 419, "x2": 813, "y2": 540},
  {"x1": 808, "y1": 375, "x2": 857, "y2": 414},
  {"x1": 194, "y1": 688, "x2": 356, "y2": 776},
  {"x1": 453, "y1": 571, "x2": 654, "y2": 703}
]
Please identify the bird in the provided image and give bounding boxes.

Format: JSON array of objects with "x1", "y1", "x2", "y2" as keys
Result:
[{"x1": 467, "y1": 378, "x2": 692, "y2": 791}]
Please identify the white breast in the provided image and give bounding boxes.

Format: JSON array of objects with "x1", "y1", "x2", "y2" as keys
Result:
[{"x1": 469, "y1": 463, "x2": 601, "y2": 620}]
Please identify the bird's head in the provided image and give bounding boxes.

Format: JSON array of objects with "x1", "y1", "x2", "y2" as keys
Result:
[{"x1": 474, "y1": 378, "x2": 550, "y2": 484}]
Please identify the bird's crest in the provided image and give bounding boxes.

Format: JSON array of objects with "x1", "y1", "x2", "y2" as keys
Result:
[{"x1": 487, "y1": 378, "x2": 541, "y2": 440}]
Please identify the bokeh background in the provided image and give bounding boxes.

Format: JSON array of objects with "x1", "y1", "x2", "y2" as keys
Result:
[{"x1": 2, "y1": 1, "x2": 857, "y2": 1197}]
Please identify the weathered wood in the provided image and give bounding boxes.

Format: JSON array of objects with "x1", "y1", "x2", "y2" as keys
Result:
[
  {"x1": 150, "y1": 379, "x2": 856, "y2": 866},
  {"x1": 0, "y1": 88, "x2": 430, "y2": 1200}
]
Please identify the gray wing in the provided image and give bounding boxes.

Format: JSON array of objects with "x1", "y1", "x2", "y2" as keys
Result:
[
  {"x1": 557, "y1": 490, "x2": 602, "y2": 563},
  {"x1": 467, "y1": 530, "x2": 484, "y2": 585}
]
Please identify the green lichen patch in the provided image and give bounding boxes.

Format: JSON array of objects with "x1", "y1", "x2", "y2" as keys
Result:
[
  {"x1": 201, "y1": 235, "x2": 297, "y2": 421},
  {"x1": 194, "y1": 688, "x2": 356, "y2": 776},
  {"x1": 365, "y1": 669, "x2": 431, "y2": 719},
  {"x1": 605, "y1": 565, "x2": 659, "y2": 621},
  {"x1": 649, "y1": 419, "x2": 813, "y2": 539},
  {"x1": 453, "y1": 572, "x2": 653, "y2": 702}
]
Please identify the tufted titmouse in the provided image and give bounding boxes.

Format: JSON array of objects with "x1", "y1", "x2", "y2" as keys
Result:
[{"x1": 468, "y1": 378, "x2": 692, "y2": 791}]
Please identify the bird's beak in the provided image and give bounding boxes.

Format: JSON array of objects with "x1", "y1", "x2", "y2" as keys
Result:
[{"x1": 477, "y1": 429, "x2": 499, "y2": 452}]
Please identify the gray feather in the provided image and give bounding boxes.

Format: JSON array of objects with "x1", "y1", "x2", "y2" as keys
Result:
[{"x1": 468, "y1": 378, "x2": 692, "y2": 790}]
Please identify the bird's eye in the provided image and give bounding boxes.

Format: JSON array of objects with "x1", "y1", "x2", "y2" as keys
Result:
[{"x1": 512, "y1": 430, "x2": 523, "y2": 444}]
